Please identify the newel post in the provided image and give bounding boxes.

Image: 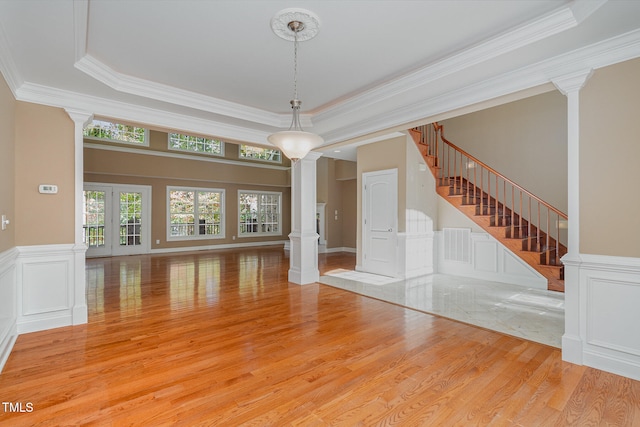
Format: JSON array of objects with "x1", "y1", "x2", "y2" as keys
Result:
[{"x1": 552, "y1": 69, "x2": 593, "y2": 364}]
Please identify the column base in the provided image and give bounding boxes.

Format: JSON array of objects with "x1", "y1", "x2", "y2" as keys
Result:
[{"x1": 288, "y1": 231, "x2": 319, "y2": 285}]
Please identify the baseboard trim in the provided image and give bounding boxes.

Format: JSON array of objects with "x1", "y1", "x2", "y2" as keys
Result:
[
  {"x1": 584, "y1": 348, "x2": 640, "y2": 382},
  {"x1": 0, "y1": 324, "x2": 17, "y2": 373},
  {"x1": 0, "y1": 247, "x2": 18, "y2": 373},
  {"x1": 320, "y1": 246, "x2": 356, "y2": 254},
  {"x1": 150, "y1": 240, "x2": 288, "y2": 255}
]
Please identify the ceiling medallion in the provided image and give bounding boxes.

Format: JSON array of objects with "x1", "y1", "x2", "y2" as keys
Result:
[{"x1": 270, "y1": 8, "x2": 321, "y2": 42}]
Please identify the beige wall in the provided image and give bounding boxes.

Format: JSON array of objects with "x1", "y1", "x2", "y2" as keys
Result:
[
  {"x1": 316, "y1": 157, "x2": 357, "y2": 249},
  {"x1": 84, "y1": 131, "x2": 292, "y2": 250},
  {"x1": 580, "y1": 58, "x2": 640, "y2": 258},
  {"x1": 0, "y1": 77, "x2": 15, "y2": 252},
  {"x1": 335, "y1": 160, "x2": 356, "y2": 180},
  {"x1": 440, "y1": 91, "x2": 568, "y2": 213},
  {"x1": 341, "y1": 179, "x2": 357, "y2": 248},
  {"x1": 405, "y1": 140, "x2": 437, "y2": 232},
  {"x1": 15, "y1": 102, "x2": 75, "y2": 246},
  {"x1": 357, "y1": 135, "x2": 408, "y2": 229}
]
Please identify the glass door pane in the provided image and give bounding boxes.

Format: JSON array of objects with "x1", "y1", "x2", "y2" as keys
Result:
[
  {"x1": 83, "y1": 188, "x2": 111, "y2": 257},
  {"x1": 118, "y1": 192, "x2": 142, "y2": 248}
]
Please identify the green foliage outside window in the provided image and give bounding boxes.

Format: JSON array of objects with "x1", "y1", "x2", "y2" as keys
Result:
[
  {"x1": 169, "y1": 133, "x2": 223, "y2": 155},
  {"x1": 169, "y1": 189, "x2": 223, "y2": 238},
  {"x1": 240, "y1": 144, "x2": 281, "y2": 162},
  {"x1": 84, "y1": 120, "x2": 146, "y2": 144}
]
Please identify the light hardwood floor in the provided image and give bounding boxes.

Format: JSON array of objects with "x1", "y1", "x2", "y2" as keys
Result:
[{"x1": 1, "y1": 247, "x2": 639, "y2": 426}]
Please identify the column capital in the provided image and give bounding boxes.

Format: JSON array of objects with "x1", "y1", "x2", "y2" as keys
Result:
[
  {"x1": 301, "y1": 151, "x2": 323, "y2": 162},
  {"x1": 552, "y1": 69, "x2": 594, "y2": 95},
  {"x1": 64, "y1": 109, "x2": 93, "y2": 127}
]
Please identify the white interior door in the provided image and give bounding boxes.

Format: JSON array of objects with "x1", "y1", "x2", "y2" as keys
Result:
[
  {"x1": 83, "y1": 184, "x2": 151, "y2": 257},
  {"x1": 362, "y1": 169, "x2": 398, "y2": 277}
]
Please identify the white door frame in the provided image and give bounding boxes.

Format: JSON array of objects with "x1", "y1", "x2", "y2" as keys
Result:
[
  {"x1": 84, "y1": 183, "x2": 151, "y2": 257},
  {"x1": 362, "y1": 168, "x2": 398, "y2": 277}
]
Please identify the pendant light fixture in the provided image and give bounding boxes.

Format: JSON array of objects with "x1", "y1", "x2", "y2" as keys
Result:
[{"x1": 268, "y1": 9, "x2": 323, "y2": 162}]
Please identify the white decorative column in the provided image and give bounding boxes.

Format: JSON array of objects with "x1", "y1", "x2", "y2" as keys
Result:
[
  {"x1": 552, "y1": 70, "x2": 592, "y2": 364},
  {"x1": 289, "y1": 151, "x2": 322, "y2": 284},
  {"x1": 65, "y1": 109, "x2": 93, "y2": 325}
]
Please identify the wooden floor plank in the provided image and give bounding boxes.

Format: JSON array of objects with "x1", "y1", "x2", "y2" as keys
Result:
[{"x1": 0, "y1": 247, "x2": 638, "y2": 426}]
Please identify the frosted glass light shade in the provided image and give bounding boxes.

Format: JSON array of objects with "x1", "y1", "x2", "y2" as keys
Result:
[{"x1": 268, "y1": 130, "x2": 324, "y2": 161}]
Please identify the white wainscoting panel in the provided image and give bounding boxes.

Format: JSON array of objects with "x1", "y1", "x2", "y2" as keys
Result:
[
  {"x1": 0, "y1": 247, "x2": 18, "y2": 372},
  {"x1": 474, "y1": 239, "x2": 498, "y2": 273},
  {"x1": 436, "y1": 230, "x2": 547, "y2": 289},
  {"x1": 22, "y1": 260, "x2": 70, "y2": 315},
  {"x1": 579, "y1": 254, "x2": 640, "y2": 381},
  {"x1": 397, "y1": 232, "x2": 434, "y2": 279},
  {"x1": 16, "y1": 244, "x2": 86, "y2": 334}
]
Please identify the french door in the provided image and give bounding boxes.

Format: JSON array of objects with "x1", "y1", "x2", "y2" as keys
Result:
[{"x1": 83, "y1": 184, "x2": 151, "y2": 257}]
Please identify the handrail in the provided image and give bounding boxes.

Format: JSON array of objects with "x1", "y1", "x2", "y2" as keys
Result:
[
  {"x1": 413, "y1": 122, "x2": 568, "y2": 267},
  {"x1": 432, "y1": 122, "x2": 567, "y2": 219}
]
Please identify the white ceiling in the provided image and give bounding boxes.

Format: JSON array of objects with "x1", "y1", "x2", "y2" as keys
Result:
[{"x1": 1, "y1": 0, "x2": 640, "y2": 160}]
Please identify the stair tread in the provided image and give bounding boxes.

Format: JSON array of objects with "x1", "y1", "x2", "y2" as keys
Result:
[{"x1": 435, "y1": 181, "x2": 564, "y2": 292}]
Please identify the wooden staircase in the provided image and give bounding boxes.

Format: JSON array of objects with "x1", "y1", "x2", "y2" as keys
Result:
[{"x1": 410, "y1": 124, "x2": 566, "y2": 292}]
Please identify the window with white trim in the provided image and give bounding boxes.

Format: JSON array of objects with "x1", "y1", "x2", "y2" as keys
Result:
[
  {"x1": 239, "y1": 191, "x2": 282, "y2": 236},
  {"x1": 239, "y1": 144, "x2": 281, "y2": 163},
  {"x1": 168, "y1": 187, "x2": 224, "y2": 240},
  {"x1": 84, "y1": 120, "x2": 148, "y2": 145},
  {"x1": 168, "y1": 133, "x2": 224, "y2": 156}
]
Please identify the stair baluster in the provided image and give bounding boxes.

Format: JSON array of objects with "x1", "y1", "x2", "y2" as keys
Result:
[{"x1": 411, "y1": 123, "x2": 567, "y2": 292}]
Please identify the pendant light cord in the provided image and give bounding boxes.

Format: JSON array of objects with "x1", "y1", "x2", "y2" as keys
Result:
[
  {"x1": 293, "y1": 24, "x2": 299, "y2": 102},
  {"x1": 288, "y1": 21, "x2": 303, "y2": 132}
]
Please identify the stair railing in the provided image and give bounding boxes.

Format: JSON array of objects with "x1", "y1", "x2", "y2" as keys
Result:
[{"x1": 413, "y1": 122, "x2": 568, "y2": 266}]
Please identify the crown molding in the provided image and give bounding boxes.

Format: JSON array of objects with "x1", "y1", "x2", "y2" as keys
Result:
[
  {"x1": 6, "y1": 0, "x2": 639, "y2": 149},
  {"x1": 72, "y1": 54, "x2": 315, "y2": 130},
  {"x1": 73, "y1": 0, "x2": 89, "y2": 62},
  {"x1": 70, "y1": 0, "x2": 601, "y2": 133},
  {"x1": 312, "y1": 0, "x2": 605, "y2": 124},
  {"x1": 15, "y1": 82, "x2": 271, "y2": 145},
  {"x1": 74, "y1": 54, "x2": 293, "y2": 128},
  {"x1": 71, "y1": 0, "x2": 313, "y2": 130},
  {"x1": 10, "y1": 25, "x2": 640, "y2": 149},
  {"x1": 320, "y1": 27, "x2": 640, "y2": 144},
  {"x1": 552, "y1": 70, "x2": 594, "y2": 95}
]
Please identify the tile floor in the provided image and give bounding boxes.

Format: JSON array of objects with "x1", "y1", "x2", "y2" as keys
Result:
[{"x1": 319, "y1": 270, "x2": 564, "y2": 348}]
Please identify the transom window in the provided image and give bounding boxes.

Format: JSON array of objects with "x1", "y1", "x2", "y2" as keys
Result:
[
  {"x1": 84, "y1": 120, "x2": 148, "y2": 145},
  {"x1": 239, "y1": 144, "x2": 281, "y2": 163},
  {"x1": 239, "y1": 191, "x2": 281, "y2": 236},
  {"x1": 168, "y1": 133, "x2": 223, "y2": 156},
  {"x1": 168, "y1": 187, "x2": 224, "y2": 240}
]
